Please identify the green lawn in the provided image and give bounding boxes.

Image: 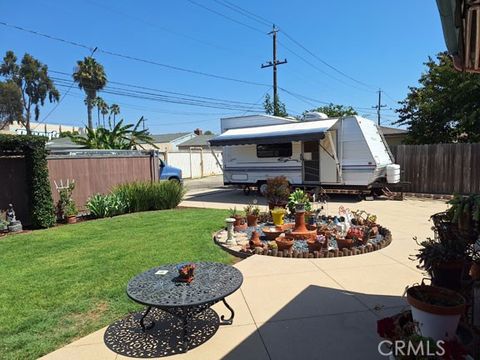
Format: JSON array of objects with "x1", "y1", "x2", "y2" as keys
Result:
[{"x1": 0, "y1": 208, "x2": 232, "y2": 360}]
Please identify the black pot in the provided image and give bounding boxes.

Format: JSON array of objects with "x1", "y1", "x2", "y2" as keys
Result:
[{"x1": 431, "y1": 261, "x2": 466, "y2": 291}]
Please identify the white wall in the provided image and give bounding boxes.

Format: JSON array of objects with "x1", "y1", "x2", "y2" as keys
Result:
[{"x1": 162, "y1": 150, "x2": 223, "y2": 179}]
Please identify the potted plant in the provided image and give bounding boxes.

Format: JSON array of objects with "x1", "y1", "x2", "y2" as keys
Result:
[
  {"x1": 176, "y1": 263, "x2": 196, "y2": 283},
  {"x1": 275, "y1": 234, "x2": 294, "y2": 251},
  {"x1": 287, "y1": 188, "x2": 312, "y2": 214},
  {"x1": 229, "y1": 207, "x2": 246, "y2": 230},
  {"x1": 244, "y1": 202, "x2": 260, "y2": 227},
  {"x1": 412, "y1": 236, "x2": 469, "y2": 291},
  {"x1": 447, "y1": 194, "x2": 480, "y2": 242},
  {"x1": 64, "y1": 201, "x2": 78, "y2": 224},
  {"x1": 264, "y1": 176, "x2": 290, "y2": 209},
  {"x1": 57, "y1": 183, "x2": 78, "y2": 223},
  {"x1": 406, "y1": 285, "x2": 466, "y2": 341},
  {"x1": 271, "y1": 207, "x2": 286, "y2": 226},
  {"x1": 307, "y1": 234, "x2": 326, "y2": 252}
]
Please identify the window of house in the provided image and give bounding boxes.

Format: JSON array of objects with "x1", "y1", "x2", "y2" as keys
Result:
[{"x1": 256, "y1": 143, "x2": 292, "y2": 158}]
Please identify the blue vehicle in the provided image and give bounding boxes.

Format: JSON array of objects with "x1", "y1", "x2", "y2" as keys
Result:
[{"x1": 159, "y1": 159, "x2": 182, "y2": 182}]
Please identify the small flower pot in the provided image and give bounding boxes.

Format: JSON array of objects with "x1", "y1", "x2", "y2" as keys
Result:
[
  {"x1": 406, "y1": 285, "x2": 465, "y2": 341},
  {"x1": 67, "y1": 216, "x2": 77, "y2": 224},
  {"x1": 271, "y1": 210, "x2": 285, "y2": 226},
  {"x1": 275, "y1": 237, "x2": 294, "y2": 251},
  {"x1": 307, "y1": 240, "x2": 323, "y2": 252},
  {"x1": 247, "y1": 214, "x2": 258, "y2": 227},
  {"x1": 233, "y1": 215, "x2": 245, "y2": 227}
]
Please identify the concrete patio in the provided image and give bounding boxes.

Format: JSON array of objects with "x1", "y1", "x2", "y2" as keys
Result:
[{"x1": 41, "y1": 194, "x2": 447, "y2": 360}]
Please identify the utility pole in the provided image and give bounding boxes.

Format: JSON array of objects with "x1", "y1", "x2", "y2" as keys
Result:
[
  {"x1": 261, "y1": 25, "x2": 287, "y2": 114},
  {"x1": 372, "y1": 89, "x2": 387, "y2": 125}
]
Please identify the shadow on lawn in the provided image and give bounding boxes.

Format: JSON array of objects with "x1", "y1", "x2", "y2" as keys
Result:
[{"x1": 224, "y1": 285, "x2": 406, "y2": 360}]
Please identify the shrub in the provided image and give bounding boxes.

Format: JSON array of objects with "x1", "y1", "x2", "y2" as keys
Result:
[
  {"x1": 265, "y1": 176, "x2": 290, "y2": 205},
  {"x1": 86, "y1": 193, "x2": 128, "y2": 218},
  {"x1": 0, "y1": 134, "x2": 55, "y2": 228},
  {"x1": 113, "y1": 181, "x2": 185, "y2": 213}
]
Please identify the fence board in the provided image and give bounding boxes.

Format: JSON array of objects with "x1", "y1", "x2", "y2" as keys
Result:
[{"x1": 391, "y1": 143, "x2": 480, "y2": 194}]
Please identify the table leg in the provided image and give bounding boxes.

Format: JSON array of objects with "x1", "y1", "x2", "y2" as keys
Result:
[
  {"x1": 140, "y1": 306, "x2": 155, "y2": 332},
  {"x1": 181, "y1": 314, "x2": 189, "y2": 353},
  {"x1": 219, "y1": 298, "x2": 235, "y2": 325}
]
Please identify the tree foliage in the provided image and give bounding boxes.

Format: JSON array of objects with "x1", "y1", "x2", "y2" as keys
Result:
[
  {"x1": 0, "y1": 51, "x2": 60, "y2": 134},
  {"x1": 396, "y1": 52, "x2": 480, "y2": 144},
  {"x1": 0, "y1": 80, "x2": 23, "y2": 128},
  {"x1": 263, "y1": 93, "x2": 288, "y2": 117},
  {"x1": 69, "y1": 116, "x2": 157, "y2": 149},
  {"x1": 303, "y1": 103, "x2": 358, "y2": 118},
  {"x1": 73, "y1": 56, "x2": 107, "y2": 130}
]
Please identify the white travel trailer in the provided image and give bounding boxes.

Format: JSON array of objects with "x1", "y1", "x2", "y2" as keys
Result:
[{"x1": 209, "y1": 113, "x2": 400, "y2": 194}]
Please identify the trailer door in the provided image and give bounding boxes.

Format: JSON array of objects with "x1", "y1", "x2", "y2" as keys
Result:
[
  {"x1": 320, "y1": 130, "x2": 339, "y2": 183},
  {"x1": 302, "y1": 140, "x2": 320, "y2": 183}
]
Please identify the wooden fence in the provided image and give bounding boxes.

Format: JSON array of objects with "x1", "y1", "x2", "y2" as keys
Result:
[{"x1": 391, "y1": 143, "x2": 480, "y2": 194}]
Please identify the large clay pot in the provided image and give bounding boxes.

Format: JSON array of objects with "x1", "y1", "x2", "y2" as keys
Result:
[
  {"x1": 67, "y1": 216, "x2": 77, "y2": 224},
  {"x1": 307, "y1": 240, "x2": 322, "y2": 252},
  {"x1": 249, "y1": 230, "x2": 263, "y2": 249},
  {"x1": 406, "y1": 285, "x2": 465, "y2": 341},
  {"x1": 336, "y1": 237, "x2": 354, "y2": 250},
  {"x1": 247, "y1": 214, "x2": 258, "y2": 227}
]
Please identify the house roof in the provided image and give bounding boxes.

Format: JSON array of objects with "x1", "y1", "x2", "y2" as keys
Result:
[
  {"x1": 380, "y1": 126, "x2": 408, "y2": 135},
  {"x1": 178, "y1": 134, "x2": 215, "y2": 147},
  {"x1": 146, "y1": 132, "x2": 192, "y2": 143}
]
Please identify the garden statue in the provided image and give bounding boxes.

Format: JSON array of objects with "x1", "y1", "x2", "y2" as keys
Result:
[
  {"x1": 6, "y1": 204, "x2": 16, "y2": 223},
  {"x1": 6, "y1": 203, "x2": 22, "y2": 232},
  {"x1": 225, "y1": 218, "x2": 236, "y2": 245}
]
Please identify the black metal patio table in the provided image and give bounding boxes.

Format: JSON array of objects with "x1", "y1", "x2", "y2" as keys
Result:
[{"x1": 104, "y1": 262, "x2": 243, "y2": 357}]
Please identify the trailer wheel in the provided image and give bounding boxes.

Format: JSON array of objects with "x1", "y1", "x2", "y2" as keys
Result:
[
  {"x1": 257, "y1": 182, "x2": 268, "y2": 196},
  {"x1": 243, "y1": 186, "x2": 251, "y2": 196}
]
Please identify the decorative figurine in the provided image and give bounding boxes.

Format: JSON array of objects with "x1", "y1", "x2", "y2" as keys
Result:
[
  {"x1": 6, "y1": 203, "x2": 22, "y2": 232},
  {"x1": 6, "y1": 204, "x2": 16, "y2": 223},
  {"x1": 177, "y1": 263, "x2": 196, "y2": 283}
]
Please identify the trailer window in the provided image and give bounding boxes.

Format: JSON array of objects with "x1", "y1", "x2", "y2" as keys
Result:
[{"x1": 256, "y1": 143, "x2": 292, "y2": 158}]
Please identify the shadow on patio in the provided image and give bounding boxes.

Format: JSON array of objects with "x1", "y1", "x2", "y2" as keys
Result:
[{"x1": 223, "y1": 284, "x2": 405, "y2": 360}]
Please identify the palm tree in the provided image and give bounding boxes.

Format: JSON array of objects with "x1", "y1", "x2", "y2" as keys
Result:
[
  {"x1": 68, "y1": 117, "x2": 157, "y2": 149},
  {"x1": 109, "y1": 104, "x2": 120, "y2": 127},
  {"x1": 73, "y1": 57, "x2": 107, "y2": 129}
]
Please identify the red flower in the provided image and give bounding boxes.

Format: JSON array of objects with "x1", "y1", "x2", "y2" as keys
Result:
[
  {"x1": 441, "y1": 339, "x2": 469, "y2": 360},
  {"x1": 377, "y1": 317, "x2": 396, "y2": 339}
]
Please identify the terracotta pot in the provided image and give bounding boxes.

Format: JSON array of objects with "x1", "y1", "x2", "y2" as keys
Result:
[
  {"x1": 275, "y1": 237, "x2": 294, "y2": 251},
  {"x1": 233, "y1": 215, "x2": 245, "y2": 227},
  {"x1": 249, "y1": 230, "x2": 263, "y2": 249},
  {"x1": 470, "y1": 262, "x2": 480, "y2": 281},
  {"x1": 247, "y1": 214, "x2": 258, "y2": 227},
  {"x1": 67, "y1": 216, "x2": 77, "y2": 224},
  {"x1": 336, "y1": 237, "x2": 354, "y2": 250},
  {"x1": 406, "y1": 285, "x2": 465, "y2": 341},
  {"x1": 307, "y1": 240, "x2": 322, "y2": 252},
  {"x1": 431, "y1": 260, "x2": 466, "y2": 291}
]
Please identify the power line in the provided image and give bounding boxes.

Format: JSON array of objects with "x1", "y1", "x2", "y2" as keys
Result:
[
  {"x1": 185, "y1": 0, "x2": 265, "y2": 34},
  {"x1": 0, "y1": 20, "x2": 270, "y2": 88},
  {"x1": 213, "y1": 0, "x2": 271, "y2": 27}
]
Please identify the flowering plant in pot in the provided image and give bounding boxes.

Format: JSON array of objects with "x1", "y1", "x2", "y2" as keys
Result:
[
  {"x1": 264, "y1": 176, "x2": 290, "y2": 209},
  {"x1": 244, "y1": 201, "x2": 260, "y2": 227},
  {"x1": 176, "y1": 263, "x2": 196, "y2": 283},
  {"x1": 64, "y1": 201, "x2": 78, "y2": 224},
  {"x1": 406, "y1": 285, "x2": 466, "y2": 342},
  {"x1": 57, "y1": 183, "x2": 78, "y2": 223},
  {"x1": 229, "y1": 207, "x2": 246, "y2": 228},
  {"x1": 411, "y1": 235, "x2": 469, "y2": 291},
  {"x1": 271, "y1": 207, "x2": 286, "y2": 226},
  {"x1": 287, "y1": 188, "x2": 312, "y2": 214}
]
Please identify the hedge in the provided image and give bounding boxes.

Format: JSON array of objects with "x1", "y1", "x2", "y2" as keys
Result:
[{"x1": 0, "y1": 134, "x2": 55, "y2": 228}]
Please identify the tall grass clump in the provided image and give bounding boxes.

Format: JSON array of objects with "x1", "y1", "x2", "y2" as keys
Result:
[{"x1": 113, "y1": 181, "x2": 186, "y2": 213}]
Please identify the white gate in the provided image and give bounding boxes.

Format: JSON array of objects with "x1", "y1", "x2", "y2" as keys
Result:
[{"x1": 162, "y1": 149, "x2": 223, "y2": 179}]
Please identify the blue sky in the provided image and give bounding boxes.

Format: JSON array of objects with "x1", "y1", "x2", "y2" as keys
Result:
[{"x1": 1, "y1": 0, "x2": 446, "y2": 134}]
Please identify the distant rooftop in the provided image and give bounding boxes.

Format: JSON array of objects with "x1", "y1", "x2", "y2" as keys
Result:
[
  {"x1": 145, "y1": 132, "x2": 192, "y2": 143},
  {"x1": 380, "y1": 126, "x2": 408, "y2": 135},
  {"x1": 178, "y1": 134, "x2": 215, "y2": 147},
  {"x1": 46, "y1": 136, "x2": 85, "y2": 149}
]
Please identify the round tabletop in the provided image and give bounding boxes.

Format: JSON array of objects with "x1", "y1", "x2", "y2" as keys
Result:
[{"x1": 126, "y1": 262, "x2": 243, "y2": 308}]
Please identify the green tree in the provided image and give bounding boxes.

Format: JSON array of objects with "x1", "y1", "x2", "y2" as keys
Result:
[
  {"x1": 0, "y1": 80, "x2": 23, "y2": 129},
  {"x1": 204, "y1": 130, "x2": 214, "y2": 135},
  {"x1": 304, "y1": 103, "x2": 358, "y2": 118},
  {"x1": 69, "y1": 116, "x2": 157, "y2": 149},
  {"x1": 263, "y1": 93, "x2": 288, "y2": 117},
  {"x1": 396, "y1": 52, "x2": 480, "y2": 144},
  {"x1": 73, "y1": 57, "x2": 107, "y2": 130},
  {"x1": 0, "y1": 51, "x2": 60, "y2": 134}
]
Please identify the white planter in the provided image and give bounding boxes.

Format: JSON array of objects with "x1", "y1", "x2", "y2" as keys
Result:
[{"x1": 407, "y1": 285, "x2": 465, "y2": 341}]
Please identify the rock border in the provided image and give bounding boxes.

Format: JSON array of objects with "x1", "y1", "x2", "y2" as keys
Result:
[{"x1": 214, "y1": 226, "x2": 392, "y2": 259}]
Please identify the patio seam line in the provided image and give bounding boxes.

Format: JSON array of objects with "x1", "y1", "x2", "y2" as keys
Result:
[
  {"x1": 237, "y1": 269, "x2": 327, "y2": 279},
  {"x1": 307, "y1": 259, "x2": 374, "y2": 315},
  {"x1": 253, "y1": 307, "x2": 378, "y2": 326},
  {"x1": 379, "y1": 252, "x2": 425, "y2": 273},
  {"x1": 239, "y1": 287, "x2": 273, "y2": 360}
]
